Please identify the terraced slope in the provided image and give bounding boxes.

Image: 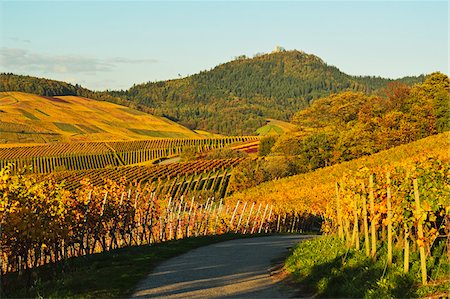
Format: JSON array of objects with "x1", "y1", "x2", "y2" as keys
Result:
[
  {"x1": 0, "y1": 136, "x2": 258, "y2": 173},
  {"x1": 0, "y1": 91, "x2": 199, "y2": 144}
]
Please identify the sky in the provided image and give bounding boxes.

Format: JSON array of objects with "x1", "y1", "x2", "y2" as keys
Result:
[{"x1": 0, "y1": 1, "x2": 448, "y2": 91}]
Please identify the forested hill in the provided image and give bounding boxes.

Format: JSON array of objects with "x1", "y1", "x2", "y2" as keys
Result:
[
  {"x1": 0, "y1": 50, "x2": 425, "y2": 135},
  {"x1": 110, "y1": 50, "x2": 424, "y2": 134}
]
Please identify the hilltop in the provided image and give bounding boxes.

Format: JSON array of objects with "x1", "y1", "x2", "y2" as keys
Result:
[
  {"x1": 0, "y1": 50, "x2": 426, "y2": 135},
  {"x1": 0, "y1": 92, "x2": 199, "y2": 144},
  {"x1": 110, "y1": 50, "x2": 424, "y2": 134}
]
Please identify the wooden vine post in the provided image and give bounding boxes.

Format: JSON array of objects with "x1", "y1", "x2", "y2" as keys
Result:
[
  {"x1": 352, "y1": 194, "x2": 360, "y2": 251},
  {"x1": 227, "y1": 200, "x2": 240, "y2": 232},
  {"x1": 335, "y1": 182, "x2": 344, "y2": 240},
  {"x1": 369, "y1": 175, "x2": 377, "y2": 258},
  {"x1": 414, "y1": 179, "x2": 427, "y2": 285},
  {"x1": 403, "y1": 223, "x2": 410, "y2": 273},
  {"x1": 386, "y1": 172, "x2": 393, "y2": 266},
  {"x1": 361, "y1": 182, "x2": 370, "y2": 256},
  {"x1": 235, "y1": 202, "x2": 247, "y2": 233}
]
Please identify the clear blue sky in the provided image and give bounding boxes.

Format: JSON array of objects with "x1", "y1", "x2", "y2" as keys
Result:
[{"x1": 0, "y1": 1, "x2": 448, "y2": 90}]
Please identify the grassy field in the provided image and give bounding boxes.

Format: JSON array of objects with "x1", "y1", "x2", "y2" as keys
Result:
[
  {"x1": 3, "y1": 234, "x2": 257, "y2": 298},
  {"x1": 285, "y1": 236, "x2": 450, "y2": 298},
  {"x1": 0, "y1": 92, "x2": 199, "y2": 144},
  {"x1": 256, "y1": 118, "x2": 298, "y2": 136}
]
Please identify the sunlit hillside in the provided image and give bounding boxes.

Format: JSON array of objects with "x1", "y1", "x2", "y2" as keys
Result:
[
  {"x1": 0, "y1": 92, "x2": 200, "y2": 145},
  {"x1": 228, "y1": 131, "x2": 450, "y2": 214}
]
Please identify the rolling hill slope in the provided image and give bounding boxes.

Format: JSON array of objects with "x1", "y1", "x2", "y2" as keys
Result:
[
  {"x1": 228, "y1": 131, "x2": 450, "y2": 213},
  {"x1": 0, "y1": 92, "x2": 199, "y2": 144}
]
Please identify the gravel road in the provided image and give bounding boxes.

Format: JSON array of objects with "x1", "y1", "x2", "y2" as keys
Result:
[{"x1": 131, "y1": 235, "x2": 311, "y2": 298}]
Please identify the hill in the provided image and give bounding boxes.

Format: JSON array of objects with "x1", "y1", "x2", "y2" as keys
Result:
[
  {"x1": 110, "y1": 50, "x2": 425, "y2": 135},
  {"x1": 0, "y1": 50, "x2": 425, "y2": 135},
  {"x1": 0, "y1": 91, "x2": 199, "y2": 144},
  {"x1": 228, "y1": 131, "x2": 450, "y2": 214}
]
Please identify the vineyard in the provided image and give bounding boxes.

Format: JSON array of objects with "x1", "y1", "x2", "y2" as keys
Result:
[
  {"x1": 0, "y1": 166, "x2": 314, "y2": 284},
  {"x1": 47, "y1": 158, "x2": 244, "y2": 199},
  {"x1": 0, "y1": 136, "x2": 259, "y2": 174},
  {"x1": 0, "y1": 92, "x2": 201, "y2": 144},
  {"x1": 230, "y1": 132, "x2": 450, "y2": 289}
]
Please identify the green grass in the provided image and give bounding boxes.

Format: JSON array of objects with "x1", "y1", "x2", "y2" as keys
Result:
[
  {"x1": 76, "y1": 124, "x2": 105, "y2": 133},
  {"x1": 18, "y1": 109, "x2": 40, "y2": 121},
  {"x1": 285, "y1": 235, "x2": 450, "y2": 298},
  {"x1": 2, "y1": 234, "x2": 258, "y2": 298},
  {"x1": 53, "y1": 122, "x2": 84, "y2": 134},
  {"x1": 256, "y1": 124, "x2": 284, "y2": 135}
]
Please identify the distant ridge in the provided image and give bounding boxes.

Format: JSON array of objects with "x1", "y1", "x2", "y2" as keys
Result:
[{"x1": 0, "y1": 49, "x2": 426, "y2": 135}]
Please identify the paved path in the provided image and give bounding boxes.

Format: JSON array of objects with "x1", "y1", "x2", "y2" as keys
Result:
[{"x1": 131, "y1": 235, "x2": 311, "y2": 298}]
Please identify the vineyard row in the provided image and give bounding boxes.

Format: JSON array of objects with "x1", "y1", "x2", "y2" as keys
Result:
[
  {"x1": 330, "y1": 160, "x2": 449, "y2": 285},
  {"x1": 49, "y1": 159, "x2": 245, "y2": 200},
  {"x1": 0, "y1": 136, "x2": 259, "y2": 159},
  {"x1": 1, "y1": 188, "x2": 316, "y2": 277},
  {"x1": 0, "y1": 136, "x2": 258, "y2": 174}
]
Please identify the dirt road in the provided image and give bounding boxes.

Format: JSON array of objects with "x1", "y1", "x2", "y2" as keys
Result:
[{"x1": 131, "y1": 235, "x2": 310, "y2": 298}]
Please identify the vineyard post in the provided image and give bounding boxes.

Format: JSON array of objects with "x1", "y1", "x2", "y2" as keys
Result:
[
  {"x1": 250, "y1": 203, "x2": 262, "y2": 234},
  {"x1": 335, "y1": 182, "x2": 344, "y2": 240},
  {"x1": 80, "y1": 191, "x2": 92, "y2": 255},
  {"x1": 276, "y1": 213, "x2": 281, "y2": 233},
  {"x1": 228, "y1": 200, "x2": 240, "y2": 232},
  {"x1": 403, "y1": 223, "x2": 410, "y2": 273},
  {"x1": 162, "y1": 197, "x2": 172, "y2": 241},
  {"x1": 290, "y1": 211, "x2": 296, "y2": 233},
  {"x1": 361, "y1": 182, "x2": 370, "y2": 257},
  {"x1": 168, "y1": 199, "x2": 176, "y2": 241},
  {"x1": 386, "y1": 172, "x2": 392, "y2": 266},
  {"x1": 414, "y1": 179, "x2": 427, "y2": 285},
  {"x1": 204, "y1": 198, "x2": 215, "y2": 236},
  {"x1": 193, "y1": 202, "x2": 203, "y2": 237},
  {"x1": 282, "y1": 213, "x2": 287, "y2": 233},
  {"x1": 446, "y1": 214, "x2": 450, "y2": 262},
  {"x1": 197, "y1": 198, "x2": 210, "y2": 236},
  {"x1": 264, "y1": 205, "x2": 273, "y2": 233},
  {"x1": 214, "y1": 199, "x2": 223, "y2": 235},
  {"x1": 185, "y1": 197, "x2": 195, "y2": 238},
  {"x1": 352, "y1": 194, "x2": 360, "y2": 251},
  {"x1": 145, "y1": 192, "x2": 155, "y2": 245},
  {"x1": 243, "y1": 202, "x2": 255, "y2": 234},
  {"x1": 180, "y1": 200, "x2": 187, "y2": 238},
  {"x1": 235, "y1": 202, "x2": 248, "y2": 233},
  {"x1": 123, "y1": 190, "x2": 132, "y2": 246},
  {"x1": 174, "y1": 197, "x2": 184, "y2": 240},
  {"x1": 159, "y1": 217, "x2": 163, "y2": 242},
  {"x1": 369, "y1": 175, "x2": 377, "y2": 258},
  {"x1": 194, "y1": 199, "x2": 205, "y2": 237},
  {"x1": 258, "y1": 203, "x2": 269, "y2": 233}
]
